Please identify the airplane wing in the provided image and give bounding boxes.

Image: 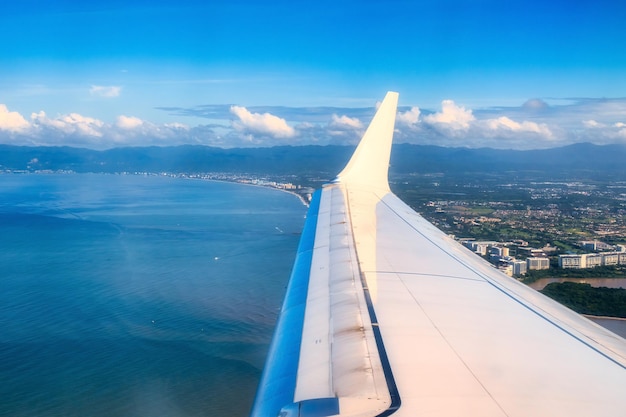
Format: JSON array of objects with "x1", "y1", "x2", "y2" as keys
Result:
[{"x1": 250, "y1": 92, "x2": 626, "y2": 417}]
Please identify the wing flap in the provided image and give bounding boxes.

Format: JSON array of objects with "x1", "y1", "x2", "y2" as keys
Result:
[{"x1": 295, "y1": 186, "x2": 392, "y2": 413}]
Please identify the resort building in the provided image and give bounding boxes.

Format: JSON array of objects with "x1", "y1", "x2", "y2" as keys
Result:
[
  {"x1": 558, "y1": 252, "x2": 626, "y2": 269},
  {"x1": 527, "y1": 257, "x2": 550, "y2": 270},
  {"x1": 602, "y1": 252, "x2": 620, "y2": 266},
  {"x1": 463, "y1": 241, "x2": 497, "y2": 256},
  {"x1": 559, "y1": 254, "x2": 584, "y2": 269},
  {"x1": 511, "y1": 260, "x2": 528, "y2": 276}
]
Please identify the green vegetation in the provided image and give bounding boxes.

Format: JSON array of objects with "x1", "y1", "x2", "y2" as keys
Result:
[
  {"x1": 540, "y1": 282, "x2": 626, "y2": 318},
  {"x1": 468, "y1": 207, "x2": 495, "y2": 215},
  {"x1": 551, "y1": 240, "x2": 578, "y2": 253}
]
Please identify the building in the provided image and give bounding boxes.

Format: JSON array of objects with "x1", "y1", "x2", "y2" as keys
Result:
[
  {"x1": 528, "y1": 257, "x2": 550, "y2": 270},
  {"x1": 463, "y1": 241, "x2": 496, "y2": 256},
  {"x1": 498, "y1": 264, "x2": 513, "y2": 277},
  {"x1": 559, "y1": 254, "x2": 584, "y2": 269},
  {"x1": 581, "y1": 241, "x2": 599, "y2": 251},
  {"x1": 518, "y1": 247, "x2": 547, "y2": 258},
  {"x1": 603, "y1": 252, "x2": 620, "y2": 266},
  {"x1": 511, "y1": 260, "x2": 528, "y2": 276},
  {"x1": 558, "y1": 252, "x2": 626, "y2": 269},
  {"x1": 585, "y1": 253, "x2": 603, "y2": 268}
]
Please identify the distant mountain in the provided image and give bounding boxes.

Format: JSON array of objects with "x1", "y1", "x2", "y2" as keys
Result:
[
  {"x1": 0, "y1": 144, "x2": 349, "y2": 176},
  {"x1": 1, "y1": 143, "x2": 625, "y2": 179},
  {"x1": 390, "y1": 143, "x2": 626, "y2": 177}
]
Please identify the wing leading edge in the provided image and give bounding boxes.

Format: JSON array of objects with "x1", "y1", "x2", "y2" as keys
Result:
[{"x1": 250, "y1": 92, "x2": 626, "y2": 417}]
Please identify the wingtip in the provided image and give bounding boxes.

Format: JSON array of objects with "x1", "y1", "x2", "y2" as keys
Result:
[
  {"x1": 386, "y1": 91, "x2": 399, "y2": 100},
  {"x1": 334, "y1": 92, "x2": 399, "y2": 191}
]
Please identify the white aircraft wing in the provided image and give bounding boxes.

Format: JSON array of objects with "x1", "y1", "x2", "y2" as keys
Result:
[{"x1": 250, "y1": 92, "x2": 626, "y2": 417}]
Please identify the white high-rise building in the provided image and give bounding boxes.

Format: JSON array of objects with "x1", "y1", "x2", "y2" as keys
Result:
[
  {"x1": 528, "y1": 257, "x2": 550, "y2": 270},
  {"x1": 512, "y1": 260, "x2": 527, "y2": 276}
]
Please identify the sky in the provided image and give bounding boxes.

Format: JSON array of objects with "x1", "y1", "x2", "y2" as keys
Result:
[{"x1": 1, "y1": 0, "x2": 626, "y2": 149}]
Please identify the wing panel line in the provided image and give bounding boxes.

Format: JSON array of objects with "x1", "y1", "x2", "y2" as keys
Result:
[
  {"x1": 393, "y1": 270, "x2": 510, "y2": 417},
  {"x1": 363, "y1": 271, "x2": 485, "y2": 283}
]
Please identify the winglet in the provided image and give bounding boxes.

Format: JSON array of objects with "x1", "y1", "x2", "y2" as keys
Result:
[{"x1": 334, "y1": 91, "x2": 399, "y2": 191}]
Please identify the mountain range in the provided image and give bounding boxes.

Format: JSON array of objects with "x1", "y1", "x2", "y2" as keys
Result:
[{"x1": 1, "y1": 143, "x2": 624, "y2": 179}]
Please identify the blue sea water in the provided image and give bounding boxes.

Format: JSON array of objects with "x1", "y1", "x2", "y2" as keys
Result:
[{"x1": 0, "y1": 173, "x2": 306, "y2": 417}]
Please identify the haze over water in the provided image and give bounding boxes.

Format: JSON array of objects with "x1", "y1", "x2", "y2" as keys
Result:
[{"x1": 0, "y1": 173, "x2": 306, "y2": 417}]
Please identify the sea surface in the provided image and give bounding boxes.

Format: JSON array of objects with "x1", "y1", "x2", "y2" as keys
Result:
[{"x1": 0, "y1": 173, "x2": 306, "y2": 417}]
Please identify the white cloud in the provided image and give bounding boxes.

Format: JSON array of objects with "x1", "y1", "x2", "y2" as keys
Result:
[
  {"x1": 397, "y1": 106, "x2": 421, "y2": 125},
  {"x1": 32, "y1": 111, "x2": 104, "y2": 137},
  {"x1": 0, "y1": 104, "x2": 29, "y2": 132},
  {"x1": 116, "y1": 115, "x2": 144, "y2": 129},
  {"x1": 230, "y1": 106, "x2": 295, "y2": 138},
  {"x1": 164, "y1": 122, "x2": 189, "y2": 130},
  {"x1": 483, "y1": 116, "x2": 553, "y2": 137},
  {"x1": 90, "y1": 85, "x2": 122, "y2": 98},
  {"x1": 583, "y1": 119, "x2": 603, "y2": 128},
  {"x1": 330, "y1": 114, "x2": 363, "y2": 129},
  {"x1": 423, "y1": 100, "x2": 475, "y2": 130},
  {"x1": 486, "y1": 116, "x2": 520, "y2": 130}
]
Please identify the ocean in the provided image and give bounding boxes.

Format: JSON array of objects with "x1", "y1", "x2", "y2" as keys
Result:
[{"x1": 0, "y1": 173, "x2": 306, "y2": 417}]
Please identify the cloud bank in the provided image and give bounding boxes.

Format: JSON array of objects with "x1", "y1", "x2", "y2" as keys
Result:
[{"x1": 2, "y1": 97, "x2": 626, "y2": 149}]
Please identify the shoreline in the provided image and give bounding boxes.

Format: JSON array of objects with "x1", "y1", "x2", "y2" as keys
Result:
[
  {"x1": 279, "y1": 188, "x2": 310, "y2": 207},
  {"x1": 6, "y1": 170, "x2": 313, "y2": 207},
  {"x1": 209, "y1": 177, "x2": 311, "y2": 207},
  {"x1": 172, "y1": 172, "x2": 312, "y2": 207}
]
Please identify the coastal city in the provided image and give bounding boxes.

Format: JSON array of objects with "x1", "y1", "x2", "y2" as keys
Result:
[{"x1": 3, "y1": 2, "x2": 626, "y2": 415}]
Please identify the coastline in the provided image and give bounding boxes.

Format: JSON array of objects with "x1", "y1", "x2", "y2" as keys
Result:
[
  {"x1": 208, "y1": 177, "x2": 311, "y2": 207},
  {"x1": 4, "y1": 170, "x2": 313, "y2": 207},
  {"x1": 279, "y1": 188, "x2": 310, "y2": 207},
  {"x1": 171, "y1": 172, "x2": 312, "y2": 207}
]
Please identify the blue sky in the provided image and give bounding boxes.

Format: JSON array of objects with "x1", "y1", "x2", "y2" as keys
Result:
[{"x1": 1, "y1": 0, "x2": 626, "y2": 149}]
